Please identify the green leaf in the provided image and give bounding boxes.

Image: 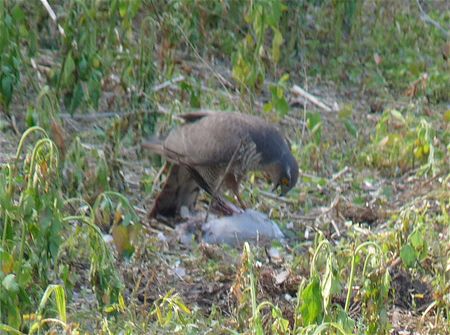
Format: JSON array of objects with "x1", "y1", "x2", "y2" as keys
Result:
[
  {"x1": 1, "y1": 75, "x2": 13, "y2": 104},
  {"x1": 11, "y1": 5, "x2": 25, "y2": 23},
  {"x1": 271, "y1": 29, "x2": 283, "y2": 63},
  {"x1": 37, "y1": 285, "x2": 67, "y2": 322},
  {"x1": 300, "y1": 276, "x2": 323, "y2": 325},
  {"x1": 119, "y1": 1, "x2": 128, "y2": 17},
  {"x1": 335, "y1": 304, "x2": 355, "y2": 332},
  {"x1": 17, "y1": 261, "x2": 33, "y2": 287},
  {"x1": 410, "y1": 228, "x2": 427, "y2": 260},
  {"x1": 4, "y1": 14, "x2": 13, "y2": 28},
  {"x1": 0, "y1": 324, "x2": 25, "y2": 335},
  {"x1": 62, "y1": 52, "x2": 75, "y2": 86},
  {"x1": 409, "y1": 229, "x2": 424, "y2": 250},
  {"x1": 18, "y1": 24, "x2": 28, "y2": 38},
  {"x1": 88, "y1": 76, "x2": 101, "y2": 109},
  {"x1": 275, "y1": 96, "x2": 289, "y2": 117},
  {"x1": 190, "y1": 90, "x2": 201, "y2": 108},
  {"x1": 69, "y1": 83, "x2": 84, "y2": 113},
  {"x1": 400, "y1": 244, "x2": 416, "y2": 268},
  {"x1": 266, "y1": 1, "x2": 282, "y2": 27},
  {"x1": 307, "y1": 112, "x2": 322, "y2": 143},
  {"x1": 307, "y1": 112, "x2": 322, "y2": 131},
  {"x1": 78, "y1": 56, "x2": 88, "y2": 79},
  {"x1": 344, "y1": 119, "x2": 358, "y2": 138},
  {"x1": 7, "y1": 304, "x2": 22, "y2": 332}
]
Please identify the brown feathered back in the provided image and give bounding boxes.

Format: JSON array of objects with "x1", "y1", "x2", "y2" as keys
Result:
[
  {"x1": 145, "y1": 111, "x2": 299, "y2": 217},
  {"x1": 163, "y1": 112, "x2": 291, "y2": 168}
]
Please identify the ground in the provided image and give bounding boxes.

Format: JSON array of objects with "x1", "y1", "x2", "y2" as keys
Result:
[
  {"x1": 1, "y1": 80, "x2": 447, "y2": 334},
  {"x1": 0, "y1": 1, "x2": 449, "y2": 334}
]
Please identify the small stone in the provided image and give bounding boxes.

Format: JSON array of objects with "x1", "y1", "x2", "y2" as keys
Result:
[{"x1": 275, "y1": 270, "x2": 290, "y2": 285}]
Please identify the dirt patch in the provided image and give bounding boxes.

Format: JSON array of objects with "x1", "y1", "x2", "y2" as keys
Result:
[{"x1": 390, "y1": 268, "x2": 433, "y2": 312}]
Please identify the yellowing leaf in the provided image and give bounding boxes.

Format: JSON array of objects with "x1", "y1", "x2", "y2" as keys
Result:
[
  {"x1": 271, "y1": 29, "x2": 283, "y2": 63},
  {"x1": 338, "y1": 104, "x2": 353, "y2": 119},
  {"x1": 443, "y1": 110, "x2": 450, "y2": 123},
  {"x1": 176, "y1": 300, "x2": 191, "y2": 314},
  {"x1": 263, "y1": 102, "x2": 273, "y2": 113},
  {"x1": 119, "y1": 1, "x2": 127, "y2": 17},
  {"x1": 414, "y1": 147, "x2": 423, "y2": 159},
  {"x1": 112, "y1": 224, "x2": 131, "y2": 256},
  {"x1": 390, "y1": 109, "x2": 406, "y2": 124},
  {"x1": 1, "y1": 253, "x2": 14, "y2": 274},
  {"x1": 114, "y1": 208, "x2": 123, "y2": 225},
  {"x1": 279, "y1": 73, "x2": 289, "y2": 83}
]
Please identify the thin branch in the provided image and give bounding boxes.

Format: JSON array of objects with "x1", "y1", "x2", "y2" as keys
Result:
[
  {"x1": 416, "y1": 0, "x2": 450, "y2": 39},
  {"x1": 39, "y1": 0, "x2": 66, "y2": 37},
  {"x1": 152, "y1": 75, "x2": 185, "y2": 92},
  {"x1": 291, "y1": 85, "x2": 338, "y2": 113},
  {"x1": 331, "y1": 166, "x2": 350, "y2": 181}
]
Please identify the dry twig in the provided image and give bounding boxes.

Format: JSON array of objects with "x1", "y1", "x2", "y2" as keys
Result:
[
  {"x1": 416, "y1": 0, "x2": 450, "y2": 39},
  {"x1": 291, "y1": 85, "x2": 339, "y2": 113},
  {"x1": 39, "y1": 0, "x2": 65, "y2": 37}
]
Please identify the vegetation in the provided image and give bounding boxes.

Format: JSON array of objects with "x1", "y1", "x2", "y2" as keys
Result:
[{"x1": 0, "y1": 0, "x2": 449, "y2": 334}]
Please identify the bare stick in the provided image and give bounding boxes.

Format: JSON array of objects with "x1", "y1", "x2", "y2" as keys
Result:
[
  {"x1": 330, "y1": 219, "x2": 341, "y2": 237},
  {"x1": 291, "y1": 85, "x2": 337, "y2": 112},
  {"x1": 152, "y1": 75, "x2": 185, "y2": 92},
  {"x1": 39, "y1": 0, "x2": 65, "y2": 37},
  {"x1": 416, "y1": 0, "x2": 450, "y2": 39},
  {"x1": 331, "y1": 166, "x2": 350, "y2": 181}
]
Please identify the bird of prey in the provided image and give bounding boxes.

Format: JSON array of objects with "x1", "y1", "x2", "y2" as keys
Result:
[{"x1": 144, "y1": 111, "x2": 298, "y2": 217}]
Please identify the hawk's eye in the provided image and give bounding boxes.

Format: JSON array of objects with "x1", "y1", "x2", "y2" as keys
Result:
[{"x1": 281, "y1": 177, "x2": 289, "y2": 186}]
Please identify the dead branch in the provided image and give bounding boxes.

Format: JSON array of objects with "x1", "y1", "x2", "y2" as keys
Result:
[
  {"x1": 416, "y1": 0, "x2": 450, "y2": 39},
  {"x1": 39, "y1": 0, "x2": 66, "y2": 37},
  {"x1": 152, "y1": 75, "x2": 185, "y2": 92},
  {"x1": 291, "y1": 85, "x2": 339, "y2": 113}
]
